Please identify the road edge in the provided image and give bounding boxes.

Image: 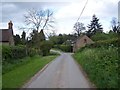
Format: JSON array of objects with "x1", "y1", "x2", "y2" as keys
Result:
[
  {"x1": 71, "y1": 54, "x2": 97, "y2": 88},
  {"x1": 21, "y1": 55, "x2": 60, "y2": 88}
]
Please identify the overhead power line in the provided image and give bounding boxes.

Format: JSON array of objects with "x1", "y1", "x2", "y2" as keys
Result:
[{"x1": 76, "y1": 0, "x2": 89, "y2": 22}]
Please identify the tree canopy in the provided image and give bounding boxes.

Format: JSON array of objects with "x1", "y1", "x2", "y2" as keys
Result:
[
  {"x1": 86, "y1": 14, "x2": 103, "y2": 37},
  {"x1": 73, "y1": 22, "x2": 85, "y2": 36},
  {"x1": 24, "y1": 9, "x2": 55, "y2": 32}
]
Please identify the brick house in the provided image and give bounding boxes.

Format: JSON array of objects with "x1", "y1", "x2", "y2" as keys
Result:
[
  {"x1": 0, "y1": 21, "x2": 14, "y2": 45},
  {"x1": 73, "y1": 35, "x2": 94, "y2": 52}
]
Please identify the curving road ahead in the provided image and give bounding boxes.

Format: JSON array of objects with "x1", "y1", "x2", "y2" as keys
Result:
[{"x1": 24, "y1": 53, "x2": 93, "y2": 88}]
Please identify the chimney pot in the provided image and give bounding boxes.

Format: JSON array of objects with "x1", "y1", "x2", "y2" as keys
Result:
[{"x1": 8, "y1": 21, "x2": 13, "y2": 29}]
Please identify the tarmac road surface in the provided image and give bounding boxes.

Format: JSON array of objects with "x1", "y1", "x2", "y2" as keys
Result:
[{"x1": 25, "y1": 53, "x2": 93, "y2": 88}]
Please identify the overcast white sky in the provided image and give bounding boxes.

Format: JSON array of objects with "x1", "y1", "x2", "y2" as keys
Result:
[{"x1": 0, "y1": 0, "x2": 119, "y2": 36}]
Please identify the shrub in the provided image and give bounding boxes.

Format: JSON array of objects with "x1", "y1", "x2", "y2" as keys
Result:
[
  {"x1": 53, "y1": 44, "x2": 60, "y2": 49},
  {"x1": 96, "y1": 38, "x2": 118, "y2": 47},
  {"x1": 2, "y1": 45, "x2": 27, "y2": 64},
  {"x1": 86, "y1": 38, "x2": 118, "y2": 48},
  {"x1": 53, "y1": 44, "x2": 73, "y2": 52},
  {"x1": 27, "y1": 48, "x2": 37, "y2": 57},
  {"x1": 91, "y1": 32, "x2": 118, "y2": 41},
  {"x1": 40, "y1": 41, "x2": 53, "y2": 56},
  {"x1": 91, "y1": 32, "x2": 110, "y2": 41},
  {"x1": 11, "y1": 46, "x2": 26, "y2": 59},
  {"x1": 59, "y1": 45, "x2": 72, "y2": 52},
  {"x1": 2, "y1": 45, "x2": 39, "y2": 64}
]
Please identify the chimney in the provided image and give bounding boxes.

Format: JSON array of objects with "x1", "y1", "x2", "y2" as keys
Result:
[{"x1": 8, "y1": 21, "x2": 13, "y2": 29}]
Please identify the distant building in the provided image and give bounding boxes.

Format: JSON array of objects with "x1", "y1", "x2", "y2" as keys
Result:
[
  {"x1": 0, "y1": 21, "x2": 14, "y2": 45},
  {"x1": 73, "y1": 35, "x2": 94, "y2": 52}
]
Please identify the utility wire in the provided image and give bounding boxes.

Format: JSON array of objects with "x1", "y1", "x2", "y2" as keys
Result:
[{"x1": 76, "y1": 0, "x2": 89, "y2": 22}]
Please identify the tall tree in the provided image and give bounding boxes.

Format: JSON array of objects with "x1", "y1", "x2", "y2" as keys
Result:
[
  {"x1": 27, "y1": 29, "x2": 45, "y2": 48},
  {"x1": 73, "y1": 22, "x2": 85, "y2": 36},
  {"x1": 24, "y1": 8, "x2": 55, "y2": 48},
  {"x1": 24, "y1": 8, "x2": 54, "y2": 32},
  {"x1": 29, "y1": 30, "x2": 39, "y2": 48},
  {"x1": 39, "y1": 29, "x2": 45, "y2": 41},
  {"x1": 111, "y1": 17, "x2": 119, "y2": 33},
  {"x1": 21, "y1": 31, "x2": 26, "y2": 45},
  {"x1": 87, "y1": 14, "x2": 103, "y2": 37},
  {"x1": 14, "y1": 34, "x2": 21, "y2": 45}
]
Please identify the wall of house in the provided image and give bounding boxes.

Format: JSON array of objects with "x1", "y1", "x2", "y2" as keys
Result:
[
  {"x1": 0, "y1": 42, "x2": 9, "y2": 45},
  {"x1": 73, "y1": 35, "x2": 94, "y2": 52}
]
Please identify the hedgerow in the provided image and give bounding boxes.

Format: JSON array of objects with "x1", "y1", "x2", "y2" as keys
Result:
[
  {"x1": 40, "y1": 41, "x2": 53, "y2": 56},
  {"x1": 73, "y1": 37, "x2": 119, "y2": 88},
  {"x1": 2, "y1": 45, "x2": 37, "y2": 64},
  {"x1": 74, "y1": 46, "x2": 118, "y2": 88},
  {"x1": 53, "y1": 45, "x2": 73, "y2": 52},
  {"x1": 86, "y1": 38, "x2": 118, "y2": 48}
]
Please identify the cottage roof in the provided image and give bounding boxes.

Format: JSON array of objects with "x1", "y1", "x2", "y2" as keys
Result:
[
  {"x1": 0, "y1": 21, "x2": 14, "y2": 43},
  {"x1": 74, "y1": 35, "x2": 86, "y2": 42}
]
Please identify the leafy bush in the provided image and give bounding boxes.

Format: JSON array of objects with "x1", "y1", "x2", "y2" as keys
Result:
[
  {"x1": 2, "y1": 45, "x2": 38, "y2": 64},
  {"x1": 40, "y1": 41, "x2": 53, "y2": 56},
  {"x1": 53, "y1": 44, "x2": 60, "y2": 49},
  {"x1": 11, "y1": 46, "x2": 26, "y2": 59},
  {"x1": 86, "y1": 38, "x2": 118, "y2": 48},
  {"x1": 91, "y1": 32, "x2": 118, "y2": 41},
  {"x1": 59, "y1": 45, "x2": 72, "y2": 52},
  {"x1": 2, "y1": 45, "x2": 27, "y2": 64},
  {"x1": 27, "y1": 48, "x2": 37, "y2": 57},
  {"x1": 53, "y1": 45, "x2": 73, "y2": 52},
  {"x1": 91, "y1": 32, "x2": 110, "y2": 41}
]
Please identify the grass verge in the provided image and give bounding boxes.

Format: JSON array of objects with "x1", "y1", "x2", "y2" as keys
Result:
[
  {"x1": 73, "y1": 46, "x2": 118, "y2": 88},
  {"x1": 2, "y1": 55, "x2": 58, "y2": 88}
]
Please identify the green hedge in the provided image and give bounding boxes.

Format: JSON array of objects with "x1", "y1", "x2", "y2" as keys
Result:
[
  {"x1": 2, "y1": 45, "x2": 37, "y2": 64},
  {"x1": 59, "y1": 45, "x2": 72, "y2": 52},
  {"x1": 86, "y1": 38, "x2": 118, "y2": 48},
  {"x1": 53, "y1": 45, "x2": 73, "y2": 52},
  {"x1": 27, "y1": 48, "x2": 37, "y2": 57},
  {"x1": 40, "y1": 41, "x2": 53, "y2": 56},
  {"x1": 2, "y1": 45, "x2": 26, "y2": 63},
  {"x1": 74, "y1": 38, "x2": 119, "y2": 88}
]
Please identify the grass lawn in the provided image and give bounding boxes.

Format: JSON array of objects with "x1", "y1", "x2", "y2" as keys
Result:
[{"x1": 2, "y1": 55, "x2": 58, "y2": 88}]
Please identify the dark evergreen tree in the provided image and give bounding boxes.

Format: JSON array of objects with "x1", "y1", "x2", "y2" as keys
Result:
[
  {"x1": 87, "y1": 14, "x2": 103, "y2": 37},
  {"x1": 14, "y1": 34, "x2": 22, "y2": 45},
  {"x1": 21, "y1": 31, "x2": 26, "y2": 44},
  {"x1": 28, "y1": 29, "x2": 45, "y2": 48},
  {"x1": 39, "y1": 29, "x2": 45, "y2": 41}
]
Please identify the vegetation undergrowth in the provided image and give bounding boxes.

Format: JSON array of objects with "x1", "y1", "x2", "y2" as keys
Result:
[{"x1": 73, "y1": 46, "x2": 118, "y2": 88}]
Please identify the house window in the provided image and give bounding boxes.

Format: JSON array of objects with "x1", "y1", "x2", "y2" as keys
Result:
[{"x1": 84, "y1": 39, "x2": 87, "y2": 43}]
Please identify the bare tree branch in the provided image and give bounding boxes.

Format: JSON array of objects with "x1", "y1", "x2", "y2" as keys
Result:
[
  {"x1": 73, "y1": 22, "x2": 86, "y2": 36},
  {"x1": 24, "y1": 8, "x2": 55, "y2": 32}
]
